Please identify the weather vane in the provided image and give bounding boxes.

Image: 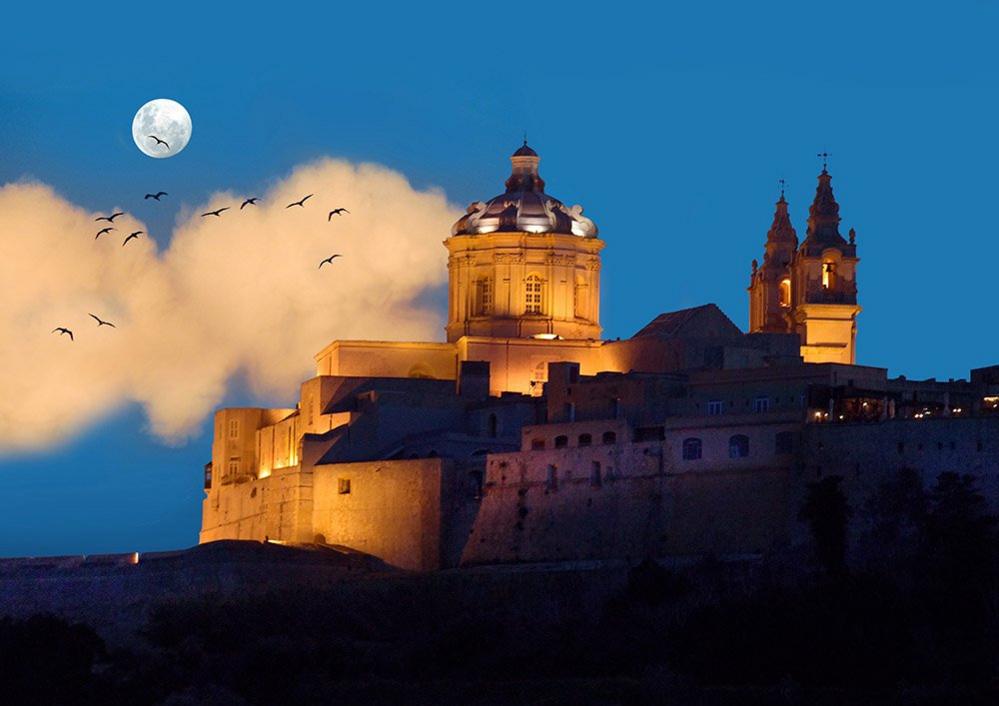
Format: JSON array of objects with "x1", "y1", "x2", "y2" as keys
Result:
[{"x1": 817, "y1": 151, "x2": 831, "y2": 170}]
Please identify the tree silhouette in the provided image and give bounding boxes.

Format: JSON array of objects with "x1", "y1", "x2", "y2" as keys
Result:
[{"x1": 799, "y1": 475, "x2": 852, "y2": 573}]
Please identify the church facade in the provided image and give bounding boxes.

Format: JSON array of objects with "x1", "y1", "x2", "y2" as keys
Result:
[{"x1": 200, "y1": 144, "x2": 999, "y2": 571}]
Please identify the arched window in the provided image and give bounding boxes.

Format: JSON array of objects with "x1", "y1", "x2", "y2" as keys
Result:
[
  {"x1": 729, "y1": 434, "x2": 750, "y2": 458},
  {"x1": 822, "y1": 262, "x2": 836, "y2": 289},
  {"x1": 554, "y1": 435, "x2": 568, "y2": 449},
  {"x1": 578, "y1": 433, "x2": 592, "y2": 447},
  {"x1": 682, "y1": 437, "x2": 702, "y2": 460},
  {"x1": 525, "y1": 275, "x2": 544, "y2": 314},
  {"x1": 779, "y1": 278, "x2": 791, "y2": 307},
  {"x1": 475, "y1": 277, "x2": 493, "y2": 316},
  {"x1": 602, "y1": 430, "x2": 617, "y2": 445}
]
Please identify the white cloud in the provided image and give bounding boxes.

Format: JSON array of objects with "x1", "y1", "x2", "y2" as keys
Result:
[{"x1": 0, "y1": 158, "x2": 459, "y2": 452}]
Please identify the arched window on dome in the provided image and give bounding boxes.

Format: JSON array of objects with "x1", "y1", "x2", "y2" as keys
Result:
[
  {"x1": 779, "y1": 278, "x2": 791, "y2": 307},
  {"x1": 475, "y1": 277, "x2": 493, "y2": 316},
  {"x1": 525, "y1": 275, "x2": 544, "y2": 315}
]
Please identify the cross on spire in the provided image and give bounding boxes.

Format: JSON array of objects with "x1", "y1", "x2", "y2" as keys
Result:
[
  {"x1": 817, "y1": 151, "x2": 831, "y2": 171},
  {"x1": 778, "y1": 178, "x2": 787, "y2": 199}
]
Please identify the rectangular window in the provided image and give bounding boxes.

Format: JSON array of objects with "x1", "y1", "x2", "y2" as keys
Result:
[
  {"x1": 338, "y1": 478, "x2": 351, "y2": 495},
  {"x1": 227, "y1": 458, "x2": 240, "y2": 479},
  {"x1": 479, "y1": 278, "x2": 493, "y2": 315},
  {"x1": 525, "y1": 276, "x2": 543, "y2": 314},
  {"x1": 708, "y1": 400, "x2": 724, "y2": 416},
  {"x1": 228, "y1": 418, "x2": 239, "y2": 439},
  {"x1": 753, "y1": 397, "x2": 770, "y2": 413}
]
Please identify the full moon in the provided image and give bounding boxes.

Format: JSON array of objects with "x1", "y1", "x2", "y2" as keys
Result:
[{"x1": 132, "y1": 99, "x2": 192, "y2": 159}]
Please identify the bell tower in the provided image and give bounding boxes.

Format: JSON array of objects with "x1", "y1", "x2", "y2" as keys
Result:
[
  {"x1": 749, "y1": 185, "x2": 798, "y2": 334},
  {"x1": 444, "y1": 143, "x2": 605, "y2": 342},
  {"x1": 788, "y1": 165, "x2": 861, "y2": 364}
]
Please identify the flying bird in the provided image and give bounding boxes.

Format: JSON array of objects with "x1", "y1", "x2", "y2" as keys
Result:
[
  {"x1": 123, "y1": 231, "x2": 143, "y2": 246},
  {"x1": 201, "y1": 207, "x2": 230, "y2": 218},
  {"x1": 95, "y1": 227, "x2": 115, "y2": 239},
  {"x1": 286, "y1": 194, "x2": 313, "y2": 209},
  {"x1": 52, "y1": 327, "x2": 74, "y2": 341},
  {"x1": 240, "y1": 198, "x2": 259, "y2": 209},
  {"x1": 144, "y1": 191, "x2": 168, "y2": 200},
  {"x1": 318, "y1": 254, "x2": 343, "y2": 268},
  {"x1": 327, "y1": 208, "x2": 350, "y2": 221},
  {"x1": 95, "y1": 212, "x2": 124, "y2": 223},
  {"x1": 89, "y1": 314, "x2": 116, "y2": 328},
  {"x1": 147, "y1": 135, "x2": 170, "y2": 150}
]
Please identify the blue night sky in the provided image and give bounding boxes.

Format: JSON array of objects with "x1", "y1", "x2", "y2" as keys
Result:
[{"x1": 1, "y1": 2, "x2": 997, "y2": 556}]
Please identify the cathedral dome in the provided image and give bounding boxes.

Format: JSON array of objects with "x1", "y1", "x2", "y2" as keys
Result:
[{"x1": 451, "y1": 142, "x2": 598, "y2": 237}]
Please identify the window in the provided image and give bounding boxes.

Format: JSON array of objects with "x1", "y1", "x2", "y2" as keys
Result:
[
  {"x1": 682, "y1": 437, "x2": 702, "y2": 460},
  {"x1": 525, "y1": 275, "x2": 544, "y2": 314},
  {"x1": 227, "y1": 458, "x2": 240, "y2": 479},
  {"x1": 779, "y1": 278, "x2": 791, "y2": 307},
  {"x1": 475, "y1": 277, "x2": 493, "y2": 316},
  {"x1": 203, "y1": 462, "x2": 213, "y2": 489},
  {"x1": 338, "y1": 478, "x2": 351, "y2": 494},
  {"x1": 554, "y1": 435, "x2": 568, "y2": 449},
  {"x1": 228, "y1": 418, "x2": 239, "y2": 439},
  {"x1": 602, "y1": 430, "x2": 617, "y2": 445},
  {"x1": 775, "y1": 431, "x2": 794, "y2": 454},
  {"x1": 753, "y1": 397, "x2": 770, "y2": 413},
  {"x1": 708, "y1": 400, "x2": 724, "y2": 416},
  {"x1": 590, "y1": 461, "x2": 602, "y2": 487},
  {"x1": 729, "y1": 434, "x2": 749, "y2": 458},
  {"x1": 578, "y1": 433, "x2": 592, "y2": 447},
  {"x1": 822, "y1": 262, "x2": 836, "y2": 289},
  {"x1": 545, "y1": 464, "x2": 558, "y2": 491},
  {"x1": 531, "y1": 438, "x2": 545, "y2": 450}
]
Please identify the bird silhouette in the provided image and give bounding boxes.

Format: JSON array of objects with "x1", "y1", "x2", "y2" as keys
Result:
[
  {"x1": 148, "y1": 135, "x2": 170, "y2": 150},
  {"x1": 52, "y1": 327, "x2": 74, "y2": 341},
  {"x1": 123, "y1": 231, "x2": 143, "y2": 246},
  {"x1": 144, "y1": 191, "x2": 168, "y2": 200},
  {"x1": 95, "y1": 227, "x2": 115, "y2": 239},
  {"x1": 240, "y1": 198, "x2": 259, "y2": 209},
  {"x1": 89, "y1": 314, "x2": 116, "y2": 328},
  {"x1": 201, "y1": 207, "x2": 230, "y2": 218},
  {"x1": 318, "y1": 254, "x2": 343, "y2": 268},
  {"x1": 95, "y1": 212, "x2": 124, "y2": 223},
  {"x1": 327, "y1": 208, "x2": 350, "y2": 221},
  {"x1": 286, "y1": 194, "x2": 313, "y2": 209}
]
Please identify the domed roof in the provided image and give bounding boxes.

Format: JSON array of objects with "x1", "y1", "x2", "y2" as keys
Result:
[{"x1": 451, "y1": 142, "x2": 598, "y2": 237}]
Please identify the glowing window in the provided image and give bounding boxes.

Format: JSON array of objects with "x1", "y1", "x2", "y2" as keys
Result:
[
  {"x1": 779, "y1": 278, "x2": 791, "y2": 307},
  {"x1": 525, "y1": 275, "x2": 544, "y2": 314},
  {"x1": 822, "y1": 262, "x2": 836, "y2": 289}
]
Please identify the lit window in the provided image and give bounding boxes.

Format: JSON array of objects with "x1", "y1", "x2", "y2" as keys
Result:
[
  {"x1": 682, "y1": 437, "x2": 702, "y2": 461},
  {"x1": 822, "y1": 262, "x2": 836, "y2": 289},
  {"x1": 338, "y1": 478, "x2": 351, "y2": 495},
  {"x1": 708, "y1": 400, "x2": 724, "y2": 416},
  {"x1": 728, "y1": 434, "x2": 749, "y2": 459},
  {"x1": 753, "y1": 397, "x2": 770, "y2": 413},
  {"x1": 525, "y1": 275, "x2": 544, "y2": 314},
  {"x1": 779, "y1": 278, "x2": 791, "y2": 307},
  {"x1": 228, "y1": 418, "x2": 239, "y2": 439}
]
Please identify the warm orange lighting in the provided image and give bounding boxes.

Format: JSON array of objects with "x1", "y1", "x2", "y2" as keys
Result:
[{"x1": 532, "y1": 333, "x2": 559, "y2": 340}]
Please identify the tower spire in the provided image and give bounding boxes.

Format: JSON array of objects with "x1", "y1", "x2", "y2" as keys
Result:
[{"x1": 801, "y1": 164, "x2": 845, "y2": 252}]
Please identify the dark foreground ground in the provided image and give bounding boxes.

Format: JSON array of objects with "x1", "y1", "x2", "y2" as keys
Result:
[{"x1": 1, "y1": 537, "x2": 998, "y2": 705}]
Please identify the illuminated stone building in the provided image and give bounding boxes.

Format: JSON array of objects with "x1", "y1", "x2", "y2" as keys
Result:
[
  {"x1": 748, "y1": 167, "x2": 861, "y2": 363},
  {"x1": 200, "y1": 144, "x2": 999, "y2": 571}
]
